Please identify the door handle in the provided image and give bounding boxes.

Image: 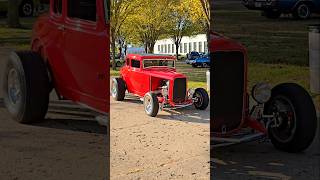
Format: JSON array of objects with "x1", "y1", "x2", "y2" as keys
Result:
[{"x1": 57, "y1": 25, "x2": 65, "y2": 31}]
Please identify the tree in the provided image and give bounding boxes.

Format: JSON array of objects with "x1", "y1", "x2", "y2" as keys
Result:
[
  {"x1": 167, "y1": 0, "x2": 204, "y2": 60},
  {"x1": 126, "y1": 0, "x2": 173, "y2": 54},
  {"x1": 7, "y1": 0, "x2": 21, "y2": 28},
  {"x1": 110, "y1": 0, "x2": 136, "y2": 70}
]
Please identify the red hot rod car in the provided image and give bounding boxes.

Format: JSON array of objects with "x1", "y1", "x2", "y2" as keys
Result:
[
  {"x1": 111, "y1": 54, "x2": 209, "y2": 117},
  {"x1": 210, "y1": 32, "x2": 317, "y2": 152},
  {"x1": 2, "y1": 0, "x2": 110, "y2": 124}
]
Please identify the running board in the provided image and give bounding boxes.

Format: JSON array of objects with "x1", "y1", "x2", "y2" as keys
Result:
[{"x1": 211, "y1": 132, "x2": 265, "y2": 147}]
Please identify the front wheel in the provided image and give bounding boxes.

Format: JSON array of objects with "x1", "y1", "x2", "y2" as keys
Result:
[
  {"x1": 143, "y1": 92, "x2": 159, "y2": 117},
  {"x1": 264, "y1": 83, "x2": 317, "y2": 152},
  {"x1": 193, "y1": 88, "x2": 209, "y2": 110}
]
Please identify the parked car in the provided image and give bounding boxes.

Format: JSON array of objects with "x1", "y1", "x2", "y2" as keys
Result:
[
  {"x1": 185, "y1": 51, "x2": 200, "y2": 64},
  {"x1": 0, "y1": 0, "x2": 44, "y2": 17},
  {"x1": 191, "y1": 53, "x2": 210, "y2": 68},
  {"x1": 2, "y1": 0, "x2": 110, "y2": 124},
  {"x1": 111, "y1": 54, "x2": 209, "y2": 117},
  {"x1": 242, "y1": 0, "x2": 320, "y2": 19},
  {"x1": 211, "y1": 32, "x2": 317, "y2": 152},
  {"x1": 110, "y1": 53, "x2": 125, "y2": 67}
]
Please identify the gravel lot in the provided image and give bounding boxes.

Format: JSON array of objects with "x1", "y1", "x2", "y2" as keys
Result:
[{"x1": 110, "y1": 95, "x2": 210, "y2": 179}]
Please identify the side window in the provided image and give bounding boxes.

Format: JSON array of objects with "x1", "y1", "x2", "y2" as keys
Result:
[
  {"x1": 131, "y1": 60, "x2": 140, "y2": 68},
  {"x1": 53, "y1": 0, "x2": 62, "y2": 15},
  {"x1": 68, "y1": 0, "x2": 96, "y2": 22}
]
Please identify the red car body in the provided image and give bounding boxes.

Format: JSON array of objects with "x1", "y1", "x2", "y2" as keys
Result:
[
  {"x1": 31, "y1": 0, "x2": 110, "y2": 114},
  {"x1": 210, "y1": 32, "x2": 317, "y2": 153},
  {"x1": 120, "y1": 54, "x2": 193, "y2": 108}
]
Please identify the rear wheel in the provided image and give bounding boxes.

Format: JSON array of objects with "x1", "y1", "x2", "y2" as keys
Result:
[
  {"x1": 264, "y1": 10, "x2": 281, "y2": 19},
  {"x1": 144, "y1": 92, "x2": 159, "y2": 117},
  {"x1": 193, "y1": 88, "x2": 209, "y2": 110},
  {"x1": 2, "y1": 51, "x2": 50, "y2": 123},
  {"x1": 293, "y1": 3, "x2": 311, "y2": 19},
  {"x1": 111, "y1": 78, "x2": 126, "y2": 101},
  {"x1": 19, "y1": 0, "x2": 34, "y2": 17},
  {"x1": 264, "y1": 83, "x2": 317, "y2": 152}
]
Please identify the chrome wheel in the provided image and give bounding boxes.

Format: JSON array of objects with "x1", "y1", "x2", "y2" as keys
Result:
[
  {"x1": 111, "y1": 80, "x2": 117, "y2": 98},
  {"x1": 268, "y1": 96, "x2": 296, "y2": 143},
  {"x1": 7, "y1": 68, "x2": 22, "y2": 106},
  {"x1": 144, "y1": 95, "x2": 152, "y2": 114}
]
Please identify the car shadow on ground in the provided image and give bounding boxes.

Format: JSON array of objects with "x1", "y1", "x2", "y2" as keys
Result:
[
  {"x1": 158, "y1": 107, "x2": 210, "y2": 124},
  {"x1": 212, "y1": 117, "x2": 320, "y2": 180},
  {"x1": 32, "y1": 117, "x2": 107, "y2": 135},
  {"x1": 119, "y1": 95, "x2": 210, "y2": 124},
  {"x1": 0, "y1": 98, "x2": 107, "y2": 135}
]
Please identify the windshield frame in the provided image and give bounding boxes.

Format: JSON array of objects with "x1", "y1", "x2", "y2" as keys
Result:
[{"x1": 142, "y1": 59, "x2": 176, "y2": 69}]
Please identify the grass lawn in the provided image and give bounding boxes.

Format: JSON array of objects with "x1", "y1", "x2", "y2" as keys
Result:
[{"x1": 0, "y1": 17, "x2": 36, "y2": 50}]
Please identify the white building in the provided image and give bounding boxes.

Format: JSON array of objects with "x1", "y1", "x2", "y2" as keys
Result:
[{"x1": 154, "y1": 34, "x2": 208, "y2": 55}]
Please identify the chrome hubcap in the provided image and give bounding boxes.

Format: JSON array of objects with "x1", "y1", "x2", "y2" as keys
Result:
[
  {"x1": 7, "y1": 68, "x2": 21, "y2": 105},
  {"x1": 111, "y1": 81, "x2": 117, "y2": 97},
  {"x1": 144, "y1": 95, "x2": 152, "y2": 113}
]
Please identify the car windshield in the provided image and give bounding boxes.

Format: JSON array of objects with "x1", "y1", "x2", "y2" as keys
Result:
[{"x1": 143, "y1": 60, "x2": 175, "y2": 68}]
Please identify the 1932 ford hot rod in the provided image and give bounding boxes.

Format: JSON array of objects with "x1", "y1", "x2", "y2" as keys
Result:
[
  {"x1": 111, "y1": 54, "x2": 209, "y2": 117},
  {"x1": 211, "y1": 32, "x2": 317, "y2": 152},
  {"x1": 2, "y1": 0, "x2": 110, "y2": 124}
]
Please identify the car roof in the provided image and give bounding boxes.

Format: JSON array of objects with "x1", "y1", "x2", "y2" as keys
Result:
[{"x1": 126, "y1": 54, "x2": 176, "y2": 61}]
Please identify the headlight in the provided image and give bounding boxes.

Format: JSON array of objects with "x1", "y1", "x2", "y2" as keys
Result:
[{"x1": 251, "y1": 83, "x2": 272, "y2": 104}]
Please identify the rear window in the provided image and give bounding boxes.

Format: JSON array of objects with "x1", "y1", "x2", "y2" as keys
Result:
[{"x1": 68, "y1": 0, "x2": 96, "y2": 22}]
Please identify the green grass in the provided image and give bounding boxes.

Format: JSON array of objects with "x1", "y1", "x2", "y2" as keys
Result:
[
  {"x1": 214, "y1": 2, "x2": 320, "y2": 66},
  {"x1": 0, "y1": 17, "x2": 35, "y2": 49}
]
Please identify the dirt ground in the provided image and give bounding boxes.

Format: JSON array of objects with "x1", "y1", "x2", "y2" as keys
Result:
[
  {"x1": 110, "y1": 95, "x2": 210, "y2": 179},
  {"x1": 0, "y1": 47, "x2": 108, "y2": 180}
]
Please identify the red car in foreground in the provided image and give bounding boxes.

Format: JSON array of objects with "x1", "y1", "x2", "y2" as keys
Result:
[
  {"x1": 111, "y1": 54, "x2": 209, "y2": 117},
  {"x1": 211, "y1": 32, "x2": 317, "y2": 152},
  {"x1": 2, "y1": 0, "x2": 110, "y2": 124}
]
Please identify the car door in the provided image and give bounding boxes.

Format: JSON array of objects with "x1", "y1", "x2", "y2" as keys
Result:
[{"x1": 62, "y1": 0, "x2": 109, "y2": 113}]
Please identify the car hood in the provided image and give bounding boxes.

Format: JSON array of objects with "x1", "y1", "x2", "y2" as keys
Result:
[{"x1": 143, "y1": 68, "x2": 186, "y2": 80}]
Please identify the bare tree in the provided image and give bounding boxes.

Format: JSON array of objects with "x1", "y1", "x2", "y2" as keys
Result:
[{"x1": 7, "y1": 0, "x2": 21, "y2": 28}]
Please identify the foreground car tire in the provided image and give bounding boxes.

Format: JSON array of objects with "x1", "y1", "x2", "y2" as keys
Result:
[
  {"x1": 143, "y1": 92, "x2": 159, "y2": 117},
  {"x1": 264, "y1": 83, "x2": 317, "y2": 153},
  {"x1": 111, "y1": 78, "x2": 126, "y2": 101},
  {"x1": 293, "y1": 3, "x2": 311, "y2": 19},
  {"x1": 193, "y1": 88, "x2": 209, "y2": 110},
  {"x1": 2, "y1": 51, "x2": 50, "y2": 123}
]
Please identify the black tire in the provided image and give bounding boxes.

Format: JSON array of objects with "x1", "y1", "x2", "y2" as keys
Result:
[
  {"x1": 193, "y1": 88, "x2": 209, "y2": 110},
  {"x1": 19, "y1": 0, "x2": 34, "y2": 17},
  {"x1": 264, "y1": 83, "x2": 317, "y2": 152},
  {"x1": 143, "y1": 92, "x2": 159, "y2": 117},
  {"x1": 264, "y1": 10, "x2": 281, "y2": 19},
  {"x1": 116, "y1": 61, "x2": 121, "y2": 67},
  {"x1": 2, "y1": 51, "x2": 50, "y2": 123},
  {"x1": 293, "y1": 3, "x2": 311, "y2": 19},
  {"x1": 111, "y1": 78, "x2": 126, "y2": 101},
  {"x1": 192, "y1": 64, "x2": 197, "y2": 68}
]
